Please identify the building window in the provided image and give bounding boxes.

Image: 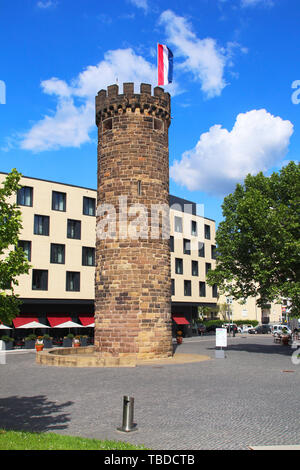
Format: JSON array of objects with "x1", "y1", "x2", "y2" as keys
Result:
[
  {"x1": 199, "y1": 281, "x2": 206, "y2": 297},
  {"x1": 170, "y1": 236, "x2": 174, "y2": 252},
  {"x1": 192, "y1": 260, "x2": 199, "y2": 276},
  {"x1": 171, "y1": 279, "x2": 175, "y2": 296},
  {"x1": 212, "y1": 284, "x2": 218, "y2": 298},
  {"x1": 34, "y1": 215, "x2": 49, "y2": 236},
  {"x1": 205, "y1": 224, "x2": 211, "y2": 240},
  {"x1": 183, "y1": 238, "x2": 191, "y2": 255},
  {"x1": 50, "y1": 243, "x2": 65, "y2": 264},
  {"x1": 17, "y1": 186, "x2": 33, "y2": 207},
  {"x1": 67, "y1": 219, "x2": 81, "y2": 240},
  {"x1": 18, "y1": 240, "x2": 31, "y2": 261},
  {"x1": 205, "y1": 262, "x2": 211, "y2": 274},
  {"x1": 52, "y1": 191, "x2": 66, "y2": 212},
  {"x1": 198, "y1": 242, "x2": 205, "y2": 258},
  {"x1": 82, "y1": 247, "x2": 95, "y2": 266},
  {"x1": 83, "y1": 196, "x2": 96, "y2": 216},
  {"x1": 174, "y1": 216, "x2": 182, "y2": 233},
  {"x1": 175, "y1": 258, "x2": 183, "y2": 275},
  {"x1": 66, "y1": 271, "x2": 80, "y2": 292},
  {"x1": 191, "y1": 220, "x2": 197, "y2": 236},
  {"x1": 211, "y1": 245, "x2": 217, "y2": 260},
  {"x1": 184, "y1": 280, "x2": 192, "y2": 296},
  {"x1": 32, "y1": 269, "x2": 48, "y2": 290}
]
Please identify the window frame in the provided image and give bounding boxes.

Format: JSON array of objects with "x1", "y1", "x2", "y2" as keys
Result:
[
  {"x1": 83, "y1": 196, "x2": 96, "y2": 216},
  {"x1": 50, "y1": 243, "x2": 65, "y2": 264},
  {"x1": 82, "y1": 246, "x2": 95, "y2": 267},
  {"x1": 191, "y1": 260, "x2": 199, "y2": 276},
  {"x1": 32, "y1": 269, "x2": 48, "y2": 291},
  {"x1": 198, "y1": 242, "x2": 205, "y2": 258},
  {"x1": 174, "y1": 216, "x2": 183, "y2": 233},
  {"x1": 18, "y1": 240, "x2": 32, "y2": 262},
  {"x1": 204, "y1": 224, "x2": 211, "y2": 240},
  {"x1": 52, "y1": 191, "x2": 66, "y2": 212},
  {"x1": 183, "y1": 238, "x2": 191, "y2": 255},
  {"x1": 34, "y1": 215, "x2": 50, "y2": 236},
  {"x1": 199, "y1": 281, "x2": 206, "y2": 297},
  {"x1": 17, "y1": 186, "x2": 33, "y2": 207},
  {"x1": 67, "y1": 219, "x2": 81, "y2": 240},
  {"x1": 184, "y1": 280, "x2": 192, "y2": 296},
  {"x1": 66, "y1": 271, "x2": 80, "y2": 292},
  {"x1": 191, "y1": 220, "x2": 197, "y2": 236},
  {"x1": 175, "y1": 258, "x2": 183, "y2": 275}
]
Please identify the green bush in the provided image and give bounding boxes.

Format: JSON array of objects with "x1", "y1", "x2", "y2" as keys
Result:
[
  {"x1": 1, "y1": 335, "x2": 14, "y2": 343},
  {"x1": 25, "y1": 334, "x2": 36, "y2": 341},
  {"x1": 203, "y1": 320, "x2": 224, "y2": 328},
  {"x1": 234, "y1": 320, "x2": 259, "y2": 327}
]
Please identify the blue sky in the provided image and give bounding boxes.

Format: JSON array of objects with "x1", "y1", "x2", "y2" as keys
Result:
[{"x1": 0, "y1": 0, "x2": 299, "y2": 225}]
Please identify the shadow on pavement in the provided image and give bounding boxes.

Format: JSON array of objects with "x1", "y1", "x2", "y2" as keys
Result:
[
  {"x1": 0, "y1": 395, "x2": 73, "y2": 432},
  {"x1": 207, "y1": 339, "x2": 294, "y2": 356}
]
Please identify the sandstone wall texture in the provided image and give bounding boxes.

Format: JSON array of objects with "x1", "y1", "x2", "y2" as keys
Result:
[{"x1": 94, "y1": 83, "x2": 173, "y2": 360}]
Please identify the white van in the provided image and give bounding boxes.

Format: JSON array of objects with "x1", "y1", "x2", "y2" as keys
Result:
[
  {"x1": 241, "y1": 324, "x2": 255, "y2": 333},
  {"x1": 271, "y1": 324, "x2": 291, "y2": 335}
]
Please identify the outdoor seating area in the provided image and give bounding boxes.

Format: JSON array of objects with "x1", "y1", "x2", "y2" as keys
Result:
[{"x1": 0, "y1": 314, "x2": 95, "y2": 350}]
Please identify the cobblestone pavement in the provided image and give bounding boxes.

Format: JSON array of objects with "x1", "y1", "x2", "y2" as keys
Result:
[{"x1": 0, "y1": 335, "x2": 299, "y2": 450}]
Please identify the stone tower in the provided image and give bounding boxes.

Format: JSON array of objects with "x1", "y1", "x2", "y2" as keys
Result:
[{"x1": 94, "y1": 82, "x2": 173, "y2": 364}]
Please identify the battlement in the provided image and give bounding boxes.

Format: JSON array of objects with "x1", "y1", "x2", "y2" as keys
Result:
[{"x1": 95, "y1": 82, "x2": 171, "y2": 125}]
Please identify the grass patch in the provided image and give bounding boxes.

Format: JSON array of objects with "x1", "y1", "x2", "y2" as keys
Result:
[{"x1": 0, "y1": 430, "x2": 147, "y2": 450}]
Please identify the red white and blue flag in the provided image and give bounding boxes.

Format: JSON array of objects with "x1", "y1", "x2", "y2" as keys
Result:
[{"x1": 157, "y1": 43, "x2": 173, "y2": 86}]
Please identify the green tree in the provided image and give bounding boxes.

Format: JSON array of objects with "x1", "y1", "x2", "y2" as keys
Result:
[
  {"x1": 207, "y1": 161, "x2": 300, "y2": 317},
  {"x1": 0, "y1": 169, "x2": 31, "y2": 324}
]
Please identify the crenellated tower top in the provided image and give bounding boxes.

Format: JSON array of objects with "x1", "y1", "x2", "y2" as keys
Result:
[{"x1": 95, "y1": 82, "x2": 171, "y2": 126}]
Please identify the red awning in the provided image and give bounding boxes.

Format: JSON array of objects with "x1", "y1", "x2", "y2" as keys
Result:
[
  {"x1": 172, "y1": 315, "x2": 190, "y2": 325},
  {"x1": 47, "y1": 316, "x2": 72, "y2": 327},
  {"x1": 13, "y1": 316, "x2": 39, "y2": 328},
  {"x1": 78, "y1": 315, "x2": 94, "y2": 326}
]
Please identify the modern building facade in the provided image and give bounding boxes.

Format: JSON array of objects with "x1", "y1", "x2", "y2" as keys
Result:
[{"x1": 0, "y1": 172, "x2": 282, "y2": 331}]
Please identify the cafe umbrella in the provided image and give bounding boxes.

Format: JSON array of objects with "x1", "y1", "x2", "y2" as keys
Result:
[{"x1": 0, "y1": 324, "x2": 12, "y2": 329}]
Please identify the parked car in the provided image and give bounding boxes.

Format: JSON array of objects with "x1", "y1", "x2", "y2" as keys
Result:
[
  {"x1": 240, "y1": 324, "x2": 255, "y2": 333},
  {"x1": 271, "y1": 324, "x2": 291, "y2": 335},
  {"x1": 248, "y1": 324, "x2": 272, "y2": 334},
  {"x1": 256, "y1": 325, "x2": 272, "y2": 334}
]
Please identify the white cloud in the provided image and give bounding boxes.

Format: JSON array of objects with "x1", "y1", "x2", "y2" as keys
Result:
[
  {"x1": 241, "y1": 0, "x2": 274, "y2": 7},
  {"x1": 170, "y1": 109, "x2": 293, "y2": 196},
  {"x1": 159, "y1": 10, "x2": 232, "y2": 98},
  {"x1": 20, "y1": 48, "x2": 179, "y2": 152},
  {"x1": 37, "y1": 1, "x2": 57, "y2": 9},
  {"x1": 128, "y1": 0, "x2": 148, "y2": 12}
]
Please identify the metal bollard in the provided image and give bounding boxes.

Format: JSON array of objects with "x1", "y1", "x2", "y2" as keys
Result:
[{"x1": 117, "y1": 396, "x2": 137, "y2": 432}]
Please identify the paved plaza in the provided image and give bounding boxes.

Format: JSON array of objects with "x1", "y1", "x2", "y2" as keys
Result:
[{"x1": 0, "y1": 335, "x2": 299, "y2": 450}]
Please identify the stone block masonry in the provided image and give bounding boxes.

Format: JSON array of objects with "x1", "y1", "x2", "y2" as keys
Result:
[{"x1": 94, "y1": 83, "x2": 173, "y2": 361}]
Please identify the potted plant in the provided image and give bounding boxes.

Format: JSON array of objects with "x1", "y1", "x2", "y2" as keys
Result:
[
  {"x1": 42, "y1": 333, "x2": 53, "y2": 349},
  {"x1": 176, "y1": 330, "x2": 183, "y2": 344},
  {"x1": 35, "y1": 336, "x2": 44, "y2": 352},
  {"x1": 25, "y1": 334, "x2": 37, "y2": 349},
  {"x1": 63, "y1": 333, "x2": 74, "y2": 347},
  {"x1": 73, "y1": 335, "x2": 81, "y2": 348},
  {"x1": 0, "y1": 336, "x2": 14, "y2": 350}
]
